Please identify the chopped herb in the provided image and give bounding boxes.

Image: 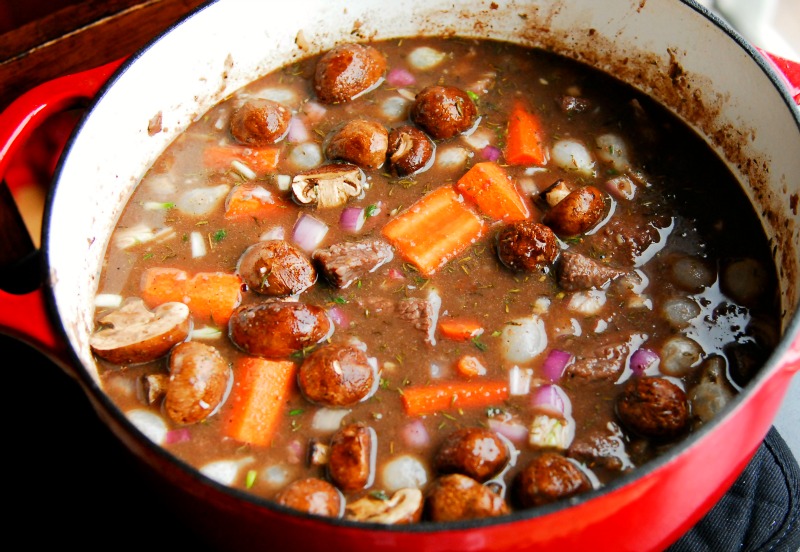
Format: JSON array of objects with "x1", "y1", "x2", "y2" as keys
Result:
[
  {"x1": 288, "y1": 409, "x2": 305, "y2": 416},
  {"x1": 486, "y1": 406, "x2": 504, "y2": 417},
  {"x1": 245, "y1": 469, "x2": 257, "y2": 489},
  {"x1": 472, "y1": 336, "x2": 488, "y2": 351},
  {"x1": 369, "y1": 490, "x2": 389, "y2": 501},
  {"x1": 442, "y1": 412, "x2": 457, "y2": 421},
  {"x1": 379, "y1": 377, "x2": 390, "y2": 390},
  {"x1": 212, "y1": 229, "x2": 227, "y2": 242},
  {"x1": 366, "y1": 204, "x2": 379, "y2": 217},
  {"x1": 491, "y1": 330, "x2": 502, "y2": 337},
  {"x1": 143, "y1": 252, "x2": 154, "y2": 261},
  {"x1": 332, "y1": 296, "x2": 348, "y2": 304},
  {"x1": 466, "y1": 90, "x2": 480, "y2": 102}
]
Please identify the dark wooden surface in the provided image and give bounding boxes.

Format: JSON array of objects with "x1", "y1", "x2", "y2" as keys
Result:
[{"x1": 0, "y1": 0, "x2": 208, "y2": 111}]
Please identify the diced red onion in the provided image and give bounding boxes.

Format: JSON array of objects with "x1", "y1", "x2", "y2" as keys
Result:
[
  {"x1": 387, "y1": 267, "x2": 405, "y2": 280},
  {"x1": 531, "y1": 384, "x2": 571, "y2": 417},
  {"x1": 165, "y1": 428, "x2": 191, "y2": 444},
  {"x1": 480, "y1": 144, "x2": 502, "y2": 162},
  {"x1": 286, "y1": 439, "x2": 304, "y2": 464},
  {"x1": 401, "y1": 419, "x2": 430, "y2": 448},
  {"x1": 339, "y1": 206, "x2": 366, "y2": 233},
  {"x1": 292, "y1": 213, "x2": 328, "y2": 252},
  {"x1": 386, "y1": 67, "x2": 416, "y2": 87},
  {"x1": 327, "y1": 306, "x2": 348, "y2": 327},
  {"x1": 540, "y1": 349, "x2": 572, "y2": 382},
  {"x1": 488, "y1": 418, "x2": 529, "y2": 444},
  {"x1": 630, "y1": 347, "x2": 660, "y2": 376},
  {"x1": 302, "y1": 101, "x2": 327, "y2": 123}
]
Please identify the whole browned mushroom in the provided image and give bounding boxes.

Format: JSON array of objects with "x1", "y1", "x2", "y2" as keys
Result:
[
  {"x1": 228, "y1": 301, "x2": 333, "y2": 358},
  {"x1": 328, "y1": 423, "x2": 376, "y2": 492},
  {"x1": 410, "y1": 85, "x2": 478, "y2": 139},
  {"x1": 297, "y1": 343, "x2": 376, "y2": 407},
  {"x1": 165, "y1": 340, "x2": 230, "y2": 425},
  {"x1": 542, "y1": 185, "x2": 607, "y2": 237},
  {"x1": 229, "y1": 98, "x2": 292, "y2": 146},
  {"x1": 325, "y1": 119, "x2": 389, "y2": 170},
  {"x1": 424, "y1": 473, "x2": 509, "y2": 522},
  {"x1": 386, "y1": 125, "x2": 435, "y2": 176},
  {"x1": 512, "y1": 452, "x2": 592, "y2": 508},
  {"x1": 314, "y1": 43, "x2": 387, "y2": 104},
  {"x1": 433, "y1": 427, "x2": 510, "y2": 482},
  {"x1": 236, "y1": 240, "x2": 317, "y2": 297},
  {"x1": 275, "y1": 477, "x2": 344, "y2": 517},
  {"x1": 616, "y1": 376, "x2": 690, "y2": 439},
  {"x1": 496, "y1": 220, "x2": 560, "y2": 273},
  {"x1": 90, "y1": 298, "x2": 191, "y2": 365}
]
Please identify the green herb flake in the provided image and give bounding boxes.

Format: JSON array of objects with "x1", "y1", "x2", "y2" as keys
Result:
[
  {"x1": 288, "y1": 409, "x2": 305, "y2": 416},
  {"x1": 369, "y1": 490, "x2": 389, "y2": 501},
  {"x1": 212, "y1": 229, "x2": 227, "y2": 242},
  {"x1": 366, "y1": 204, "x2": 379, "y2": 217},
  {"x1": 143, "y1": 252, "x2": 154, "y2": 261},
  {"x1": 472, "y1": 337, "x2": 488, "y2": 351},
  {"x1": 466, "y1": 90, "x2": 480, "y2": 103},
  {"x1": 245, "y1": 469, "x2": 257, "y2": 489},
  {"x1": 332, "y1": 296, "x2": 348, "y2": 305}
]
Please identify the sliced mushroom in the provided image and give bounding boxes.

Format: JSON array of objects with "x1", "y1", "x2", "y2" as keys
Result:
[
  {"x1": 291, "y1": 163, "x2": 364, "y2": 208},
  {"x1": 90, "y1": 299, "x2": 191, "y2": 365},
  {"x1": 345, "y1": 488, "x2": 423, "y2": 524}
]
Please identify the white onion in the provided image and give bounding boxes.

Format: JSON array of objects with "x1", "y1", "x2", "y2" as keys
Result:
[
  {"x1": 253, "y1": 86, "x2": 297, "y2": 104},
  {"x1": 259, "y1": 226, "x2": 285, "y2": 241},
  {"x1": 114, "y1": 224, "x2": 175, "y2": 249},
  {"x1": 662, "y1": 297, "x2": 701, "y2": 328},
  {"x1": 721, "y1": 258, "x2": 769, "y2": 306},
  {"x1": 381, "y1": 96, "x2": 411, "y2": 120},
  {"x1": 567, "y1": 289, "x2": 607, "y2": 315},
  {"x1": 435, "y1": 145, "x2": 471, "y2": 170},
  {"x1": 287, "y1": 117, "x2": 310, "y2": 143},
  {"x1": 381, "y1": 455, "x2": 429, "y2": 492},
  {"x1": 190, "y1": 326, "x2": 223, "y2": 340},
  {"x1": 401, "y1": 419, "x2": 430, "y2": 448},
  {"x1": 408, "y1": 46, "x2": 447, "y2": 70},
  {"x1": 595, "y1": 133, "x2": 630, "y2": 171},
  {"x1": 500, "y1": 315, "x2": 548, "y2": 364},
  {"x1": 95, "y1": 293, "x2": 123, "y2": 308},
  {"x1": 605, "y1": 175, "x2": 637, "y2": 201},
  {"x1": 176, "y1": 184, "x2": 230, "y2": 216},
  {"x1": 690, "y1": 381, "x2": 734, "y2": 424},
  {"x1": 311, "y1": 408, "x2": 351, "y2": 432},
  {"x1": 660, "y1": 336, "x2": 703, "y2": 376},
  {"x1": 261, "y1": 464, "x2": 292, "y2": 488},
  {"x1": 288, "y1": 142, "x2": 323, "y2": 171},
  {"x1": 231, "y1": 159, "x2": 257, "y2": 180},
  {"x1": 126, "y1": 409, "x2": 168, "y2": 445},
  {"x1": 190, "y1": 231, "x2": 207, "y2": 258},
  {"x1": 551, "y1": 139, "x2": 595, "y2": 175},
  {"x1": 461, "y1": 126, "x2": 493, "y2": 150},
  {"x1": 528, "y1": 413, "x2": 574, "y2": 450},
  {"x1": 670, "y1": 256, "x2": 715, "y2": 292},
  {"x1": 292, "y1": 213, "x2": 328, "y2": 252},
  {"x1": 508, "y1": 365, "x2": 534, "y2": 395}
]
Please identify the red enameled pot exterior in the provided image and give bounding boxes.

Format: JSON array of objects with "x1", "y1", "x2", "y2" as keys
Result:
[{"x1": 1, "y1": 1, "x2": 799, "y2": 550}]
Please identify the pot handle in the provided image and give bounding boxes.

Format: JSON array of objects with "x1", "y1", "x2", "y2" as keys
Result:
[
  {"x1": 756, "y1": 48, "x2": 800, "y2": 105},
  {"x1": 0, "y1": 58, "x2": 124, "y2": 372}
]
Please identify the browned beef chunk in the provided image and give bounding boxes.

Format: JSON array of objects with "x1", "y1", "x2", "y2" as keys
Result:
[
  {"x1": 557, "y1": 251, "x2": 628, "y2": 291},
  {"x1": 398, "y1": 291, "x2": 441, "y2": 345},
  {"x1": 590, "y1": 215, "x2": 672, "y2": 266},
  {"x1": 567, "y1": 424, "x2": 633, "y2": 472},
  {"x1": 313, "y1": 239, "x2": 394, "y2": 289},
  {"x1": 565, "y1": 338, "x2": 633, "y2": 381}
]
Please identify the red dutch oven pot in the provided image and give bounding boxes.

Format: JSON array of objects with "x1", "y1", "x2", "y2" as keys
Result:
[{"x1": 1, "y1": 1, "x2": 799, "y2": 550}]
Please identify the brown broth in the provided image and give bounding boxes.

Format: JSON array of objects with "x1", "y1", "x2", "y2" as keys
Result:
[{"x1": 92, "y1": 37, "x2": 780, "y2": 519}]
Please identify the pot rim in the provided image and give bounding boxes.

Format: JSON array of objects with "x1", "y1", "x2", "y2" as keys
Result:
[{"x1": 39, "y1": 0, "x2": 800, "y2": 538}]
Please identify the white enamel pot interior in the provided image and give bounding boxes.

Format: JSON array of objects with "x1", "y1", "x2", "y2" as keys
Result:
[{"x1": 44, "y1": 0, "x2": 800, "y2": 550}]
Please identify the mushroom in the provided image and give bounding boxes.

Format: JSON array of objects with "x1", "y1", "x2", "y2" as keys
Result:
[
  {"x1": 345, "y1": 488, "x2": 423, "y2": 524},
  {"x1": 291, "y1": 163, "x2": 364, "y2": 208},
  {"x1": 90, "y1": 299, "x2": 191, "y2": 365}
]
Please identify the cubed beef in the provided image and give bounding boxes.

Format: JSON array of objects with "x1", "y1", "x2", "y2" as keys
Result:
[
  {"x1": 313, "y1": 239, "x2": 394, "y2": 288},
  {"x1": 589, "y1": 215, "x2": 672, "y2": 266},
  {"x1": 557, "y1": 252, "x2": 628, "y2": 291},
  {"x1": 565, "y1": 337, "x2": 633, "y2": 381},
  {"x1": 567, "y1": 423, "x2": 633, "y2": 472}
]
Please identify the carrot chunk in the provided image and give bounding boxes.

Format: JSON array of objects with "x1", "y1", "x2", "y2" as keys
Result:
[
  {"x1": 504, "y1": 100, "x2": 547, "y2": 166},
  {"x1": 401, "y1": 380, "x2": 509, "y2": 416},
  {"x1": 224, "y1": 357, "x2": 297, "y2": 446},
  {"x1": 455, "y1": 355, "x2": 488, "y2": 378},
  {"x1": 381, "y1": 185, "x2": 486, "y2": 276},
  {"x1": 140, "y1": 267, "x2": 189, "y2": 307},
  {"x1": 224, "y1": 183, "x2": 287, "y2": 220},
  {"x1": 438, "y1": 317, "x2": 485, "y2": 341},
  {"x1": 203, "y1": 145, "x2": 281, "y2": 175},
  {"x1": 140, "y1": 267, "x2": 241, "y2": 324},
  {"x1": 186, "y1": 272, "x2": 243, "y2": 325},
  {"x1": 455, "y1": 161, "x2": 531, "y2": 222}
]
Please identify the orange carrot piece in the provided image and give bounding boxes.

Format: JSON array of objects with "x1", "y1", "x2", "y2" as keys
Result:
[
  {"x1": 203, "y1": 145, "x2": 281, "y2": 175},
  {"x1": 455, "y1": 355, "x2": 488, "y2": 378},
  {"x1": 504, "y1": 100, "x2": 547, "y2": 166},
  {"x1": 455, "y1": 161, "x2": 531, "y2": 222},
  {"x1": 186, "y1": 272, "x2": 243, "y2": 324},
  {"x1": 224, "y1": 357, "x2": 297, "y2": 446},
  {"x1": 401, "y1": 380, "x2": 509, "y2": 416},
  {"x1": 224, "y1": 183, "x2": 287, "y2": 220},
  {"x1": 140, "y1": 267, "x2": 189, "y2": 308},
  {"x1": 438, "y1": 317, "x2": 485, "y2": 341},
  {"x1": 381, "y1": 186, "x2": 486, "y2": 276}
]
